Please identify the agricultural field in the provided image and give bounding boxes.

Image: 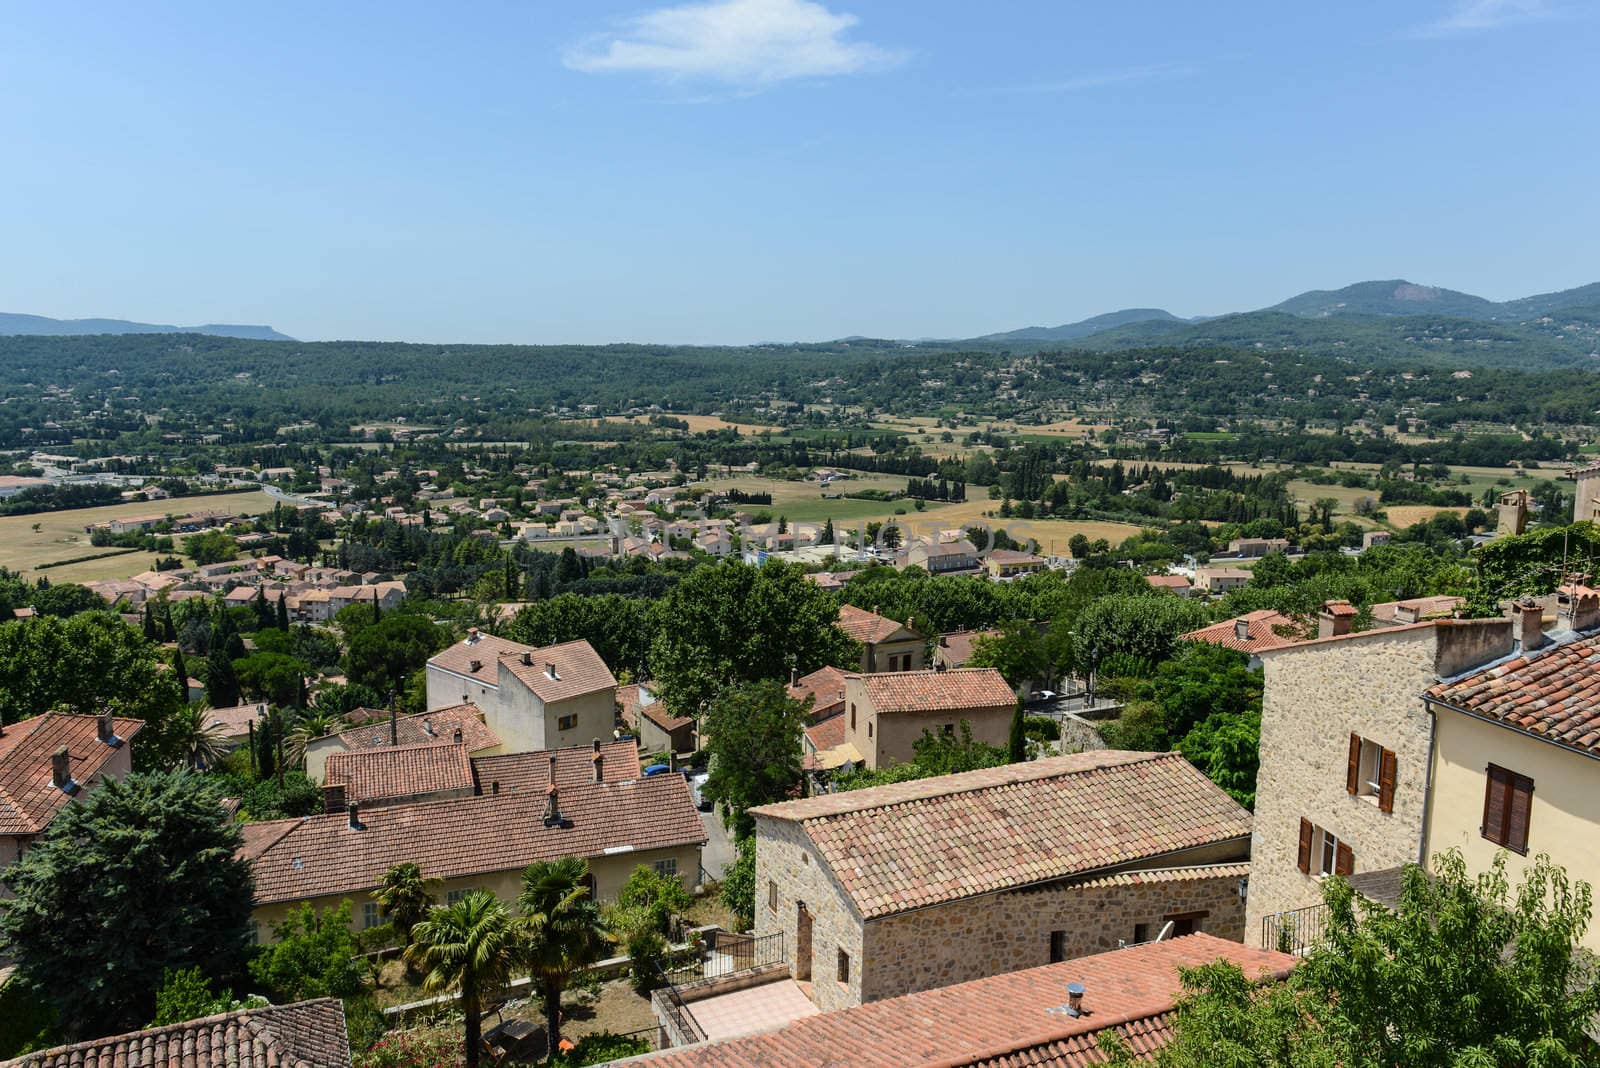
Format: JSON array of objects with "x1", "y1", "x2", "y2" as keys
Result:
[
  {"x1": 0, "y1": 489, "x2": 275, "y2": 582},
  {"x1": 1382, "y1": 505, "x2": 1471, "y2": 528},
  {"x1": 567, "y1": 414, "x2": 774, "y2": 435}
]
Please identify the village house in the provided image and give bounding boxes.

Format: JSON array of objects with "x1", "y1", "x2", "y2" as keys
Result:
[
  {"x1": 836, "y1": 605, "x2": 926, "y2": 673},
  {"x1": 304, "y1": 703, "x2": 500, "y2": 783},
  {"x1": 931, "y1": 629, "x2": 1000, "y2": 670},
  {"x1": 1245, "y1": 611, "x2": 1519, "y2": 950},
  {"x1": 0, "y1": 712, "x2": 143, "y2": 870},
  {"x1": 619, "y1": 683, "x2": 695, "y2": 756},
  {"x1": 1194, "y1": 565, "x2": 1251, "y2": 594},
  {"x1": 646, "y1": 934, "x2": 1293, "y2": 1060},
  {"x1": 902, "y1": 537, "x2": 979, "y2": 575},
  {"x1": 750, "y1": 752, "x2": 1253, "y2": 1013},
  {"x1": 1224, "y1": 537, "x2": 1291, "y2": 558},
  {"x1": 843, "y1": 668, "x2": 1017, "y2": 770},
  {"x1": 202, "y1": 701, "x2": 268, "y2": 752},
  {"x1": 1181, "y1": 609, "x2": 1305, "y2": 666},
  {"x1": 1, "y1": 998, "x2": 352, "y2": 1068},
  {"x1": 1146, "y1": 573, "x2": 1193, "y2": 596},
  {"x1": 242, "y1": 769, "x2": 705, "y2": 941},
  {"x1": 424, "y1": 630, "x2": 618, "y2": 754},
  {"x1": 983, "y1": 548, "x2": 1047, "y2": 580}
]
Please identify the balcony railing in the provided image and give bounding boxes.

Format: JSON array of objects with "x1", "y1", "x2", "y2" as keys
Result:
[
  {"x1": 660, "y1": 929, "x2": 786, "y2": 989},
  {"x1": 1260, "y1": 903, "x2": 1329, "y2": 956}
]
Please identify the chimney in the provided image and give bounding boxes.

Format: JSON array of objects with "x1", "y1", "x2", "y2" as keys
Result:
[
  {"x1": 521, "y1": 651, "x2": 532, "y2": 666},
  {"x1": 389, "y1": 706, "x2": 399, "y2": 747},
  {"x1": 97, "y1": 708, "x2": 114, "y2": 744},
  {"x1": 490, "y1": 780, "x2": 500, "y2": 795},
  {"x1": 1233, "y1": 619, "x2": 1249, "y2": 642},
  {"x1": 1065, "y1": 982, "x2": 1086, "y2": 1018},
  {"x1": 1574, "y1": 590, "x2": 1600, "y2": 633},
  {"x1": 1513, "y1": 598, "x2": 1545, "y2": 652},
  {"x1": 347, "y1": 801, "x2": 363, "y2": 830},
  {"x1": 545, "y1": 661, "x2": 559, "y2": 680},
  {"x1": 422, "y1": 718, "x2": 434, "y2": 737},
  {"x1": 593, "y1": 749, "x2": 604, "y2": 783},
  {"x1": 51, "y1": 747, "x2": 71, "y2": 789},
  {"x1": 466, "y1": 627, "x2": 480, "y2": 643},
  {"x1": 790, "y1": 667, "x2": 799, "y2": 687},
  {"x1": 1395, "y1": 603, "x2": 1419, "y2": 625},
  {"x1": 453, "y1": 726, "x2": 463, "y2": 744},
  {"x1": 544, "y1": 784, "x2": 561, "y2": 826},
  {"x1": 470, "y1": 659, "x2": 483, "y2": 674},
  {"x1": 1318, "y1": 600, "x2": 1355, "y2": 639}
]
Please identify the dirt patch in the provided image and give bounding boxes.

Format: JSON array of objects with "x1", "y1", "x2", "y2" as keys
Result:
[{"x1": 1383, "y1": 505, "x2": 1470, "y2": 528}]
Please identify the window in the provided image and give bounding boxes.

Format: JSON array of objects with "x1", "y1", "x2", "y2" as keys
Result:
[
  {"x1": 249, "y1": 921, "x2": 262, "y2": 946},
  {"x1": 837, "y1": 948, "x2": 851, "y2": 985},
  {"x1": 557, "y1": 713, "x2": 578, "y2": 731},
  {"x1": 1346, "y1": 733, "x2": 1396, "y2": 813},
  {"x1": 768, "y1": 879, "x2": 778, "y2": 913},
  {"x1": 1482, "y1": 764, "x2": 1534, "y2": 853},
  {"x1": 1163, "y1": 910, "x2": 1208, "y2": 938},
  {"x1": 1132, "y1": 923, "x2": 1150, "y2": 945},
  {"x1": 447, "y1": 888, "x2": 473, "y2": 905},
  {"x1": 850, "y1": 703, "x2": 856, "y2": 731},
  {"x1": 1297, "y1": 818, "x2": 1353, "y2": 878},
  {"x1": 653, "y1": 857, "x2": 678, "y2": 877},
  {"x1": 867, "y1": 721, "x2": 873, "y2": 739},
  {"x1": 362, "y1": 902, "x2": 382, "y2": 929},
  {"x1": 1049, "y1": 930, "x2": 1067, "y2": 963},
  {"x1": 941, "y1": 723, "x2": 955, "y2": 736}
]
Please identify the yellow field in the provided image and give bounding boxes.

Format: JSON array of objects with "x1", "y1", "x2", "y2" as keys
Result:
[
  {"x1": 887, "y1": 496, "x2": 1142, "y2": 555},
  {"x1": 1382, "y1": 505, "x2": 1470, "y2": 528},
  {"x1": 0, "y1": 490, "x2": 276, "y2": 581},
  {"x1": 569, "y1": 414, "x2": 774, "y2": 435}
]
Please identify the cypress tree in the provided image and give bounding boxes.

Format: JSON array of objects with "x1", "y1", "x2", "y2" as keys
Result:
[
  {"x1": 1008, "y1": 696, "x2": 1027, "y2": 764},
  {"x1": 275, "y1": 591, "x2": 289, "y2": 631}
]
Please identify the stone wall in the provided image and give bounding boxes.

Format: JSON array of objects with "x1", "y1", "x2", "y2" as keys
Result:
[
  {"x1": 752, "y1": 814, "x2": 866, "y2": 1014},
  {"x1": 859, "y1": 864, "x2": 1248, "y2": 1004},
  {"x1": 1246, "y1": 626, "x2": 1449, "y2": 945}
]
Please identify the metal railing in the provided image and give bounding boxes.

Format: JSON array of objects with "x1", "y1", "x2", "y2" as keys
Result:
[
  {"x1": 660, "y1": 929, "x2": 786, "y2": 989},
  {"x1": 1261, "y1": 903, "x2": 1329, "y2": 956}
]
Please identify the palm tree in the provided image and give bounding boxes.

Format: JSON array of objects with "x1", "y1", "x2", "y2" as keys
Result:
[
  {"x1": 167, "y1": 703, "x2": 229, "y2": 770},
  {"x1": 285, "y1": 706, "x2": 341, "y2": 768},
  {"x1": 518, "y1": 858, "x2": 611, "y2": 1054},
  {"x1": 405, "y1": 890, "x2": 518, "y2": 1068},
  {"x1": 375, "y1": 862, "x2": 438, "y2": 949}
]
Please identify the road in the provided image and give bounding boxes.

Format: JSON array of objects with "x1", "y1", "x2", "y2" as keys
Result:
[{"x1": 698, "y1": 805, "x2": 734, "y2": 886}]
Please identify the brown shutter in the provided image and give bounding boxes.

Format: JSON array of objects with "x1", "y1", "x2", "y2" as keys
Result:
[
  {"x1": 1378, "y1": 748, "x2": 1397, "y2": 814},
  {"x1": 1507, "y1": 774, "x2": 1533, "y2": 853},
  {"x1": 1482, "y1": 765, "x2": 1509, "y2": 844},
  {"x1": 1346, "y1": 733, "x2": 1361, "y2": 795},
  {"x1": 1335, "y1": 840, "x2": 1354, "y2": 876},
  {"x1": 1297, "y1": 817, "x2": 1313, "y2": 874}
]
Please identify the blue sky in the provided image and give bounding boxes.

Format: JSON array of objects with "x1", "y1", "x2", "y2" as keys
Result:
[{"x1": 2, "y1": 0, "x2": 1595, "y2": 343}]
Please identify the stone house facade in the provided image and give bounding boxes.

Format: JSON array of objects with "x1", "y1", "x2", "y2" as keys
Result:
[
  {"x1": 836, "y1": 605, "x2": 926, "y2": 673},
  {"x1": 1246, "y1": 618, "x2": 1514, "y2": 946},
  {"x1": 751, "y1": 751, "x2": 1253, "y2": 1013},
  {"x1": 842, "y1": 668, "x2": 1015, "y2": 770}
]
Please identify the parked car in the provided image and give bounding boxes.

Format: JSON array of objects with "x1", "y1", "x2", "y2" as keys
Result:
[{"x1": 688, "y1": 771, "x2": 713, "y2": 812}]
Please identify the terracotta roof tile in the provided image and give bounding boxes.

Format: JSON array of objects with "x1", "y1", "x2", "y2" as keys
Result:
[
  {"x1": 246, "y1": 773, "x2": 704, "y2": 905},
  {"x1": 331, "y1": 704, "x2": 499, "y2": 752},
  {"x1": 0, "y1": 714, "x2": 144, "y2": 836},
  {"x1": 935, "y1": 629, "x2": 1001, "y2": 668},
  {"x1": 428, "y1": 633, "x2": 616, "y2": 704},
  {"x1": 471, "y1": 739, "x2": 641, "y2": 795},
  {"x1": 786, "y1": 666, "x2": 852, "y2": 718},
  {"x1": 837, "y1": 605, "x2": 918, "y2": 645},
  {"x1": 323, "y1": 741, "x2": 475, "y2": 804},
  {"x1": 804, "y1": 711, "x2": 847, "y2": 752},
  {"x1": 1427, "y1": 632, "x2": 1600, "y2": 757},
  {"x1": 203, "y1": 702, "x2": 268, "y2": 736},
  {"x1": 639, "y1": 934, "x2": 1293, "y2": 1068},
  {"x1": 1182, "y1": 610, "x2": 1303, "y2": 654},
  {"x1": 751, "y1": 752, "x2": 1251, "y2": 919},
  {"x1": 862, "y1": 668, "x2": 1016, "y2": 714},
  {"x1": 1, "y1": 997, "x2": 351, "y2": 1068}
]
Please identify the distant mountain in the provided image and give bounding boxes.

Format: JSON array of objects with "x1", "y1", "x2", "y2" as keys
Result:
[
  {"x1": 977, "y1": 308, "x2": 1187, "y2": 343},
  {"x1": 0, "y1": 312, "x2": 293, "y2": 341},
  {"x1": 1266, "y1": 280, "x2": 1499, "y2": 320}
]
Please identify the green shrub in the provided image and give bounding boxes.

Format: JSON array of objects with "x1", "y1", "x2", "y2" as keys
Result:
[
  {"x1": 626, "y1": 928, "x2": 668, "y2": 996},
  {"x1": 550, "y1": 1031, "x2": 651, "y2": 1066}
]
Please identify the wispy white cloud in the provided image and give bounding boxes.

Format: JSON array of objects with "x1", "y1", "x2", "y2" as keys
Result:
[
  {"x1": 1415, "y1": 0, "x2": 1556, "y2": 36},
  {"x1": 564, "y1": 0, "x2": 906, "y2": 86},
  {"x1": 960, "y1": 62, "x2": 1194, "y2": 98}
]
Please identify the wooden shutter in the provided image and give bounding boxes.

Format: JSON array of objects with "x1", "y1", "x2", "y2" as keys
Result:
[
  {"x1": 1346, "y1": 733, "x2": 1361, "y2": 795},
  {"x1": 1378, "y1": 748, "x2": 1397, "y2": 814},
  {"x1": 1507, "y1": 773, "x2": 1534, "y2": 853},
  {"x1": 1482, "y1": 765, "x2": 1509, "y2": 845},
  {"x1": 1297, "y1": 818, "x2": 1313, "y2": 874},
  {"x1": 1335, "y1": 841, "x2": 1354, "y2": 876}
]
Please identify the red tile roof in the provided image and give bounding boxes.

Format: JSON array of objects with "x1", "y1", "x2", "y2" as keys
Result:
[
  {"x1": 862, "y1": 668, "x2": 1016, "y2": 715},
  {"x1": 786, "y1": 665, "x2": 852, "y2": 718},
  {"x1": 471, "y1": 739, "x2": 641, "y2": 795},
  {"x1": 331, "y1": 703, "x2": 499, "y2": 753},
  {"x1": 1370, "y1": 595, "x2": 1464, "y2": 625},
  {"x1": 935, "y1": 629, "x2": 1000, "y2": 668},
  {"x1": 244, "y1": 773, "x2": 705, "y2": 905},
  {"x1": 1426, "y1": 632, "x2": 1600, "y2": 756},
  {"x1": 204, "y1": 701, "x2": 268, "y2": 737},
  {"x1": 1182, "y1": 610, "x2": 1303, "y2": 654},
  {"x1": 837, "y1": 604, "x2": 917, "y2": 645},
  {"x1": 1146, "y1": 574, "x2": 1192, "y2": 591},
  {"x1": 751, "y1": 751, "x2": 1251, "y2": 919},
  {"x1": 1, "y1": 998, "x2": 350, "y2": 1068},
  {"x1": 428, "y1": 633, "x2": 616, "y2": 703},
  {"x1": 323, "y1": 741, "x2": 474, "y2": 805},
  {"x1": 803, "y1": 711, "x2": 847, "y2": 753},
  {"x1": 640, "y1": 934, "x2": 1294, "y2": 1068},
  {"x1": 0, "y1": 714, "x2": 144, "y2": 836}
]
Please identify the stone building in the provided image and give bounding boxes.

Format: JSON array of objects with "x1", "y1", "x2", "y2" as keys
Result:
[
  {"x1": 1246, "y1": 615, "x2": 1516, "y2": 948},
  {"x1": 750, "y1": 751, "x2": 1252, "y2": 1013},
  {"x1": 1572, "y1": 461, "x2": 1600, "y2": 523},
  {"x1": 835, "y1": 605, "x2": 925, "y2": 673},
  {"x1": 424, "y1": 629, "x2": 616, "y2": 754},
  {"x1": 842, "y1": 667, "x2": 1016, "y2": 770}
]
